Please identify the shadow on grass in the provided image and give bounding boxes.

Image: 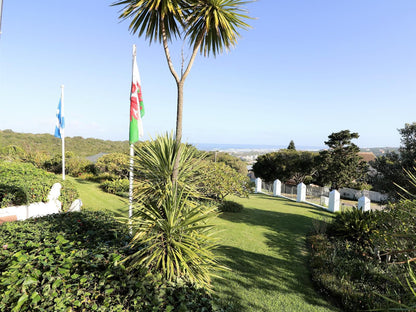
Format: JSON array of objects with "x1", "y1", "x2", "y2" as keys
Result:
[{"x1": 214, "y1": 194, "x2": 337, "y2": 311}]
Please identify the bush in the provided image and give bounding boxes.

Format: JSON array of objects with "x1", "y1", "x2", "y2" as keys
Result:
[
  {"x1": 0, "y1": 160, "x2": 79, "y2": 211},
  {"x1": 218, "y1": 200, "x2": 244, "y2": 213},
  {"x1": 96, "y1": 153, "x2": 130, "y2": 179},
  {"x1": 100, "y1": 178, "x2": 129, "y2": 195},
  {"x1": 195, "y1": 161, "x2": 249, "y2": 202},
  {"x1": 0, "y1": 211, "x2": 215, "y2": 311},
  {"x1": 308, "y1": 202, "x2": 416, "y2": 311}
]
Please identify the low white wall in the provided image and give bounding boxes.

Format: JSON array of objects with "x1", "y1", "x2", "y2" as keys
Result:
[
  {"x1": 0, "y1": 183, "x2": 81, "y2": 222},
  {"x1": 339, "y1": 188, "x2": 388, "y2": 203}
]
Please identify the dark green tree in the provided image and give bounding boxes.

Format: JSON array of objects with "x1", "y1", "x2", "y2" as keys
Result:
[
  {"x1": 370, "y1": 122, "x2": 416, "y2": 198},
  {"x1": 317, "y1": 130, "x2": 368, "y2": 190},
  {"x1": 399, "y1": 122, "x2": 416, "y2": 168},
  {"x1": 287, "y1": 140, "x2": 296, "y2": 150},
  {"x1": 252, "y1": 150, "x2": 318, "y2": 184}
]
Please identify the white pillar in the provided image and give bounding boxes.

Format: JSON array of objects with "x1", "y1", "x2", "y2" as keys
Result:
[
  {"x1": 255, "y1": 178, "x2": 262, "y2": 194},
  {"x1": 273, "y1": 179, "x2": 281, "y2": 196},
  {"x1": 297, "y1": 183, "x2": 306, "y2": 202},
  {"x1": 358, "y1": 196, "x2": 371, "y2": 212},
  {"x1": 329, "y1": 190, "x2": 340, "y2": 212}
]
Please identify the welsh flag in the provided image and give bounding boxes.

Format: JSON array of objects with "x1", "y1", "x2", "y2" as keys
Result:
[{"x1": 129, "y1": 47, "x2": 144, "y2": 144}]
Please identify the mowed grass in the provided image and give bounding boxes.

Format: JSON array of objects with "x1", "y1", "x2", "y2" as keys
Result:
[
  {"x1": 68, "y1": 177, "x2": 129, "y2": 217},
  {"x1": 213, "y1": 194, "x2": 338, "y2": 312},
  {"x1": 69, "y1": 181, "x2": 337, "y2": 311}
]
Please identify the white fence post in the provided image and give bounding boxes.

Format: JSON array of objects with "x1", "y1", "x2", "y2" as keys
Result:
[
  {"x1": 297, "y1": 183, "x2": 306, "y2": 202},
  {"x1": 255, "y1": 178, "x2": 262, "y2": 194},
  {"x1": 358, "y1": 196, "x2": 371, "y2": 212},
  {"x1": 273, "y1": 179, "x2": 281, "y2": 196},
  {"x1": 329, "y1": 190, "x2": 340, "y2": 212}
]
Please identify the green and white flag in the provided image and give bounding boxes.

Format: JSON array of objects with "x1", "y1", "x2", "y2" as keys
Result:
[{"x1": 129, "y1": 45, "x2": 144, "y2": 144}]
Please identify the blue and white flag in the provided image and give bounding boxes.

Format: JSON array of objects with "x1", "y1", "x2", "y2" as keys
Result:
[{"x1": 54, "y1": 98, "x2": 65, "y2": 139}]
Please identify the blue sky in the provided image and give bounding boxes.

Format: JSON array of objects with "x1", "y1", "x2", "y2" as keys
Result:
[{"x1": 1, "y1": 0, "x2": 415, "y2": 148}]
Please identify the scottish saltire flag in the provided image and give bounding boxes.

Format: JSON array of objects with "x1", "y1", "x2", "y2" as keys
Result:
[
  {"x1": 129, "y1": 45, "x2": 145, "y2": 144},
  {"x1": 54, "y1": 98, "x2": 64, "y2": 139}
]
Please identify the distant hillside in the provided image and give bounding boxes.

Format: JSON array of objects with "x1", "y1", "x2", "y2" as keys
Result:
[
  {"x1": 0, "y1": 129, "x2": 130, "y2": 157},
  {"x1": 360, "y1": 147, "x2": 399, "y2": 157}
]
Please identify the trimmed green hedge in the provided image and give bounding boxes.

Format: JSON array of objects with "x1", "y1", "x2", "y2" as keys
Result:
[
  {"x1": 0, "y1": 211, "x2": 215, "y2": 311},
  {"x1": 0, "y1": 160, "x2": 78, "y2": 211}
]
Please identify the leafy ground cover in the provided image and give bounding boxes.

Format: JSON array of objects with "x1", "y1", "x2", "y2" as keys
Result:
[
  {"x1": 211, "y1": 194, "x2": 338, "y2": 312},
  {"x1": 0, "y1": 211, "x2": 213, "y2": 311}
]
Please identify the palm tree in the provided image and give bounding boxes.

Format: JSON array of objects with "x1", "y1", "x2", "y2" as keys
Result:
[{"x1": 113, "y1": 0, "x2": 252, "y2": 181}]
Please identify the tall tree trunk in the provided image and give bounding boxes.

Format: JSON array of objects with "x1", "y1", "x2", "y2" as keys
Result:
[{"x1": 172, "y1": 81, "x2": 184, "y2": 182}]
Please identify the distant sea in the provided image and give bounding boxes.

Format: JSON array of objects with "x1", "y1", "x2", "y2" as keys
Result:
[{"x1": 193, "y1": 143, "x2": 324, "y2": 152}]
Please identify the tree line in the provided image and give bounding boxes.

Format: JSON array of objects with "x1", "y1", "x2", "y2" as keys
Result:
[{"x1": 253, "y1": 123, "x2": 416, "y2": 198}]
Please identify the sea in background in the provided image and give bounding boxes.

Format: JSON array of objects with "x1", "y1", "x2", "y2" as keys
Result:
[{"x1": 193, "y1": 143, "x2": 324, "y2": 152}]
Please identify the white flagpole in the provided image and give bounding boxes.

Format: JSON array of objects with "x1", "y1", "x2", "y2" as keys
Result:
[
  {"x1": 128, "y1": 45, "x2": 136, "y2": 223},
  {"x1": 0, "y1": 0, "x2": 4, "y2": 37},
  {"x1": 61, "y1": 85, "x2": 65, "y2": 181}
]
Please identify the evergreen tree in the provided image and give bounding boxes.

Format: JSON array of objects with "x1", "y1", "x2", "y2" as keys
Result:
[
  {"x1": 287, "y1": 140, "x2": 296, "y2": 150},
  {"x1": 317, "y1": 130, "x2": 368, "y2": 190}
]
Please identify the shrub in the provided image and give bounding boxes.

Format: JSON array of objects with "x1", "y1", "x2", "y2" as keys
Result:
[
  {"x1": 100, "y1": 179, "x2": 129, "y2": 195},
  {"x1": 95, "y1": 153, "x2": 130, "y2": 179},
  {"x1": 308, "y1": 201, "x2": 416, "y2": 311},
  {"x1": 126, "y1": 188, "x2": 220, "y2": 289},
  {"x1": 0, "y1": 160, "x2": 78, "y2": 211},
  {"x1": 218, "y1": 200, "x2": 244, "y2": 213},
  {"x1": 133, "y1": 133, "x2": 204, "y2": 208},
  {"x1": 0, "y1": 211, "x2": 215, "y2": 311},
  {"x1": 195, "y1": 161, "x2": 249, "y2": 202}
]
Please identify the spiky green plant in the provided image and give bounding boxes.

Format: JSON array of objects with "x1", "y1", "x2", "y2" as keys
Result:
[
  {"x1": 133, "y1": 133, "x2": 204, "y2": 207},
  {"x1": 124, "y1": 186, "x2": 220, "y2": 288}
]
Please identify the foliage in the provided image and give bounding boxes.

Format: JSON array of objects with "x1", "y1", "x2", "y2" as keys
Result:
[
  {"x1": 0, "y1": 145, "x2": 26, "y2": 160},
  {"x1": 125, "y1": 187, "x2": 220, "y2": 289},
  {"x1": 370, "y1": 123, "x2": 416, "y2": 199},
  {"x1": 0, "y1": 210, "x2": 215, "y2": 311},
  {"x1": 95, "y1": 153, "x2": 130, "y2": 179},
  {"x1": 218, "y1": 200, "x2": 243, "y2": 213},
  {"x1": 308, "y1": 200, "x2": 416, "y2": 311},
  {"x1": 0, "y1": 160, "x2": 78, "y2": 211},
  {"x1": 100, "y1": 178, "x2": 129, "y2": 196},
  {"x1": 205, "y1": 151, "x2": 248, "y2": 175},
  {"x1": 42, "y1": 151, "x2": 93, "y2": 177},
  {"x1": 370, "y1": 151, "x2": 405, "y2": 196},
  {"x1": 196, "y1": 161, "x2": 249, "y2": 201},
  {"x1": 287, "y1": 140, "x2": 296, "y2": 150},
  {"x1": 133, "y1": 133, "x2": 204, "y2": 208},
  {"x1": 252, "y1": 150, "x2": 318, "y2": 183},
  {"x1": 316, "y1": 130, "x2": 368, "y2": 190},
  {"x1": 0, "y1": 129, "x2": 129, "y2": 157},
  {"x1": 399, "y1": 122, "x2": 416, "y2": 169}
]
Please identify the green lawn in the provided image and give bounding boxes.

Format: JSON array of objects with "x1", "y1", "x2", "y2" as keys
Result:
[
  {"x1": 212, "y1": 194, "x2": 338, "y2": 312},
  {"x1": 68, "y1": 177, "x2": 129, "y2": 217},
  {"x1": 70, "y1": 180, "x2": 338, "y2": 311}
]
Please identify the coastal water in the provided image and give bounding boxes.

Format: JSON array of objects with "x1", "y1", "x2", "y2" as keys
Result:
[{"x1": 193, "y1": 143, "x2": 324, "y2": 152}]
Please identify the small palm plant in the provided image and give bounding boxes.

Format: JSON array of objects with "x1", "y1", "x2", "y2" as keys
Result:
[
  {"x1": 124, "y1": 186, "x2": 219, "y2": 288},
  {"x1": 133, "y1": 133, "x2": 204, "y2": 208},
  {"x1": 124, "y1": 133, "x2": 220, "y2": 288}
]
